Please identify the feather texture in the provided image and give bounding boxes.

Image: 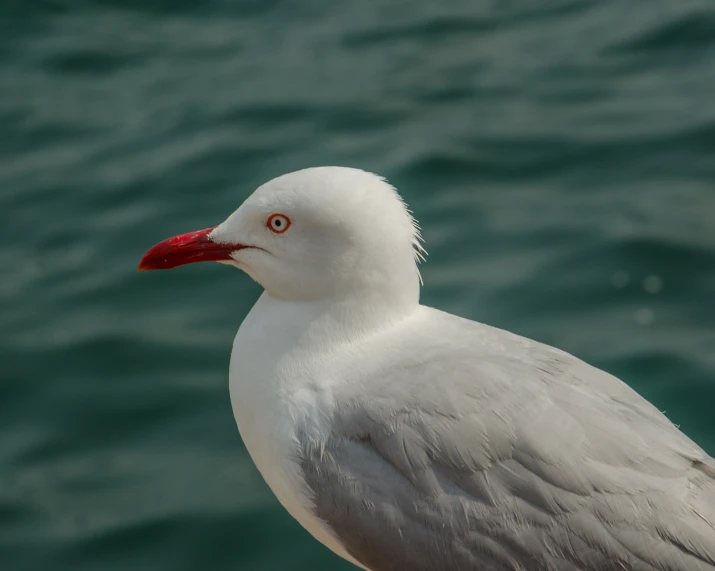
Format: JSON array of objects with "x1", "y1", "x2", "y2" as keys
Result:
[{"x1": 297, "y1": 309, "x2": 715, "y2": 571}]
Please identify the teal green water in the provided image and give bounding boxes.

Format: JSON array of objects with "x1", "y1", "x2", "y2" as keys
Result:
[{"x1": 2, "y1": 1, "x2": 715, "y2": 569}]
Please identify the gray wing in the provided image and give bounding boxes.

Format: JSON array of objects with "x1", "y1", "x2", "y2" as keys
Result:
[{"x1": 297, "y1": 329, "x2": 715, "y2": 571}]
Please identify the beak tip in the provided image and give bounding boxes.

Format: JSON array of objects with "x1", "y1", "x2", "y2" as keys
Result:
[{"x1": 137, "y1": 257, "x2": 153, "y2": 271}]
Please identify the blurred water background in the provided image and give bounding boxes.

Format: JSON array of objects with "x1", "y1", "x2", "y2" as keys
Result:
[{"x1": 1, "y1": 0, "x2": 714, "y2": 569}]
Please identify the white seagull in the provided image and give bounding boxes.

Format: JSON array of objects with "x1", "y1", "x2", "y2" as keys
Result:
[{"x1": 139, "y1": 167, "x2": 715, "y2": 571}]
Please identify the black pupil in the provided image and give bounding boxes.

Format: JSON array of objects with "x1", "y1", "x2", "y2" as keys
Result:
[{"x1": 274, "y1": 219, "x2": 282, "y2": 227}]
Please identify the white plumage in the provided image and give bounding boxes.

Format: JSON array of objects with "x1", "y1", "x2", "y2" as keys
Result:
[{"x1": 143, "y1": 167, "x2": 715, "y2": 571}]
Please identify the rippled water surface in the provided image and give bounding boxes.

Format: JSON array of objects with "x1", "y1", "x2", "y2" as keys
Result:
[{"x1": 2, "y1": 1, "x2": 714, "y2": 569}]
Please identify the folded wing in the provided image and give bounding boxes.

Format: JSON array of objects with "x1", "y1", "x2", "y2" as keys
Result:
[{"x1": 298, "y1": 337, "x2": 715, "y2": 571}]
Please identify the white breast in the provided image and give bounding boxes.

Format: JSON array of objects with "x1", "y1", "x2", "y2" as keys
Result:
[{"x1": 227, "y1": 295, "x2": 367, "y2": 569}]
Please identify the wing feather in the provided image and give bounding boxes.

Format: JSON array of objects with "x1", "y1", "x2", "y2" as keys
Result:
[{"x1": 298, "y1": 318, "x2": 715, "y2": 571}]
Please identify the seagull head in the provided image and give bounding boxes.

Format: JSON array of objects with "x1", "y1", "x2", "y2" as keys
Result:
[{"x1": 139, "y1": 167, "x2": 425, "y2": 304}]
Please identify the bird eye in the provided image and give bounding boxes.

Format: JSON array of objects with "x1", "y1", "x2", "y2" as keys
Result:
[{"x1": 266, "y1": 214, "x2": 291, "y2": 234}]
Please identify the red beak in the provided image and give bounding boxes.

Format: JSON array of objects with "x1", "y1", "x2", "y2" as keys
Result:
[{"x1": 138, "y1": 227, "x2": 246, "y2": 271}]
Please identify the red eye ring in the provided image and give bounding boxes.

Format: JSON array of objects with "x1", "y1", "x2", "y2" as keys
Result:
[{"x1": 266, "y1": 213, "x2": 291, "y2": 234}]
